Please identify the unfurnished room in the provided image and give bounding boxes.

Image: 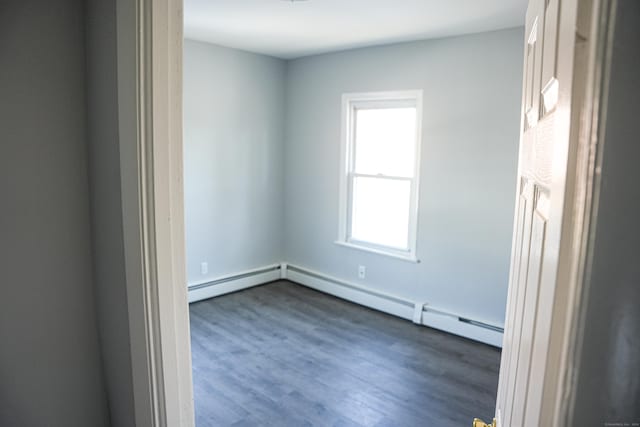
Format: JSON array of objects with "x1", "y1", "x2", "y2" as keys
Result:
[{"x1": 182, "y1": 1, "x2": 523, "y2": 425}]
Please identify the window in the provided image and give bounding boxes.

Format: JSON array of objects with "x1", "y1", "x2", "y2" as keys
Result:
[{"x1": 337, "y1": 91, "x2": 423, "y2": 261}]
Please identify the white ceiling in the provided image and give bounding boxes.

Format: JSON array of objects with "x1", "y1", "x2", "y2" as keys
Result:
[{"x1": 184, "y1": 0, "x2": 527, "y2": 59}]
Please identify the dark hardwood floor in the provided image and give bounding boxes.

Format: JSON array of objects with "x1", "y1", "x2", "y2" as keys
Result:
[{"x1": 189, "y1": 281, "x2": 501, "y2": 427}]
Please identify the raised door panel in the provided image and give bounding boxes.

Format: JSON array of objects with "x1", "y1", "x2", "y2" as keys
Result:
[
  {"x1": 496, "y1": 179, "x2": 532, "y2": 420},
  {"x1": 523, "y1": 21, "x2": 537, "y2": 125},
  {"x1": 532, "y1": 113, "x2": 556, "y2": 187},
  {"x1": 510, "y1": 190, "x2": 550, "y2": 427},
  {"x1": 524, "y1": 0, "x2": 547, "y2": 131},
  {"x1": 541, "y1": 0, "x2": 561, "y2": 116},
  {"x1": 500, "y1": 190, "x2": 554, "y2": 427},
  {"x1": 501, "y1": 180, "x2": 536, "y2": 427}
]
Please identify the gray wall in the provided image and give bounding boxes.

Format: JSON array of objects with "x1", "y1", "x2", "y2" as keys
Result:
[
  {"x1": 0, "y1": 1, "x2": 109, "y2": 425},
  {"x1": 86, "y1": 0, "x2": 136, "y2": 425},
  {"x1": 283, "y1": 28, "x2": 523, "y2": 327},
  {"x1": 571, "y1": 1, "x2": 640, "y2": 424},
  {"x1": 183, "y1": 40, "x2": 286, "y2": 284}
]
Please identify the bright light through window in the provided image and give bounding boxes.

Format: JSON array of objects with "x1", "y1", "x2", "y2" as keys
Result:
[
  {"x1": 351, "y1": 176, "x2": 411, "y2": 249},
  {"x1": 354, "y1": 108, "x2": 417, "y2": 177},
  {"x1": 338, "y1": 91, "x2": 422, "y2": 260}
]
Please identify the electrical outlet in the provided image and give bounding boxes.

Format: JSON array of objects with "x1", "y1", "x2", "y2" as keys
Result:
[
  {"x1": 358, "y1": 265, "x2": 366, "y2": 279},
  {"x1": 200, "y1": 262, "x2": 208, "y2": 275}
]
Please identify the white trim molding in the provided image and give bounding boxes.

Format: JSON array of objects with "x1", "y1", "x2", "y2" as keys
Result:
[
  {"x1": 334, "y1": 240, "x2": 420, "y2": 263},
  {"x1": 187, "y1": 262, "x2": 503, "y2": 347},
  {"x1": 117, "y1": 0, "x2": 194, "y2": 425}
]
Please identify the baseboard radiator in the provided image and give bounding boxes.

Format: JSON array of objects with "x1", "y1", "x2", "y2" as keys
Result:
[
  {"x1": 285, "y1": 264, "x2": 504, "y2": 348},
  {"x1": 187, "y1": 262, "x2": 503, "y2": 347},
  {"x1": 187, "y1": 263, "x2": 283, "y2": 303}
]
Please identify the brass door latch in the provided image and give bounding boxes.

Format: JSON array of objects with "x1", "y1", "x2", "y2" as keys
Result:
[{"x1": 473, "y1": 418, "x2": 497, "y2": 427}]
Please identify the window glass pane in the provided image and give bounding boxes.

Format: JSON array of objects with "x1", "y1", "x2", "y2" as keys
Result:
[
  {"x1": 354, "y1": 107, "x2": 417, "y2": 177},
  {"x1": 350, "y1": 177, "x2": 411, "y2": 249}
]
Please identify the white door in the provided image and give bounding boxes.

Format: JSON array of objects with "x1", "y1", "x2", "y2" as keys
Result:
[{"x1": 491, "y1": 0, "x2": 585, "y2": 426}]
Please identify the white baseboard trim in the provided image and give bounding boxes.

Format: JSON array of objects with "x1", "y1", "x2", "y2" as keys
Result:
[
  {"x1": 188, "y1": 264, "x2": 281, "y2": 303},
  {"x1": 286, "y1": 264, "x2": 504, "y2": 347},
  {"x1": 186, "y1": 262, "x2": 504, "y2": 347}
]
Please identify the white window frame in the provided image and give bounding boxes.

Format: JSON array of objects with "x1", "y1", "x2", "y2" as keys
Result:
[{"x1": 336, "y1": 90, "x2": 423, "y2": 262}]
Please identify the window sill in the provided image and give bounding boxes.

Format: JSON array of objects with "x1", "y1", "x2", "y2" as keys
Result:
[{"x1": 334, "y1": 240, "x2": 420, "y2": 263}]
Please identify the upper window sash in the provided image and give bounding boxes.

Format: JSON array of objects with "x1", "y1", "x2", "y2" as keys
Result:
[{"x1": 349, "y1": 103, "x2": 419, "y2": 178}]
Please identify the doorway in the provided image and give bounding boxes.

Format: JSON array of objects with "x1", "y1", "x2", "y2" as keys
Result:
[{"x1": 121, "y1": 0, "x2": 616, "y2": 424}]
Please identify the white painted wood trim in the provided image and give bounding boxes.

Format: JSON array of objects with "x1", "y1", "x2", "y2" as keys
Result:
[
  {"x1": 117, "y1": 0, "x2": 194, "y2": 425},
  {"x1": 552, "y1": 0, "x2": 616, "y2": 424},
  {"x1": 334, "y1": 240, "x2": 419, "y2": 263},
  {"x1": 337, "y1": 94, "x2": 350, "y2": 243},
  {"x1": 157, "y1": 0, "x2": 195, "y2": 424},
  {"x1": 116, "y1": 0, "x2": 156, "y2": 424},
  {"x1": 188, "y1": 268, "x2": 281, "y2": 303},
  {"x1": 286, "y1": 264, "x2": 503, "y2": 347}
]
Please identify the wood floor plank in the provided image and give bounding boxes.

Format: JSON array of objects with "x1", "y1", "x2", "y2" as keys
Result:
[{"x1": 190, "y1": 281, "x2": 501, "y2": 427}]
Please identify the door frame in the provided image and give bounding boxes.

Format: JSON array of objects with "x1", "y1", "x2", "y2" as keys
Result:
[
  {"x1": 116, "y1": 0, "x2": 194, "y2": 425},
  {"x1": 550, "y1": 0, "x2": 621, "y2": 424},
  {"x1": 116, "y1": 0, "x2": 614, "y2": 425}
]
